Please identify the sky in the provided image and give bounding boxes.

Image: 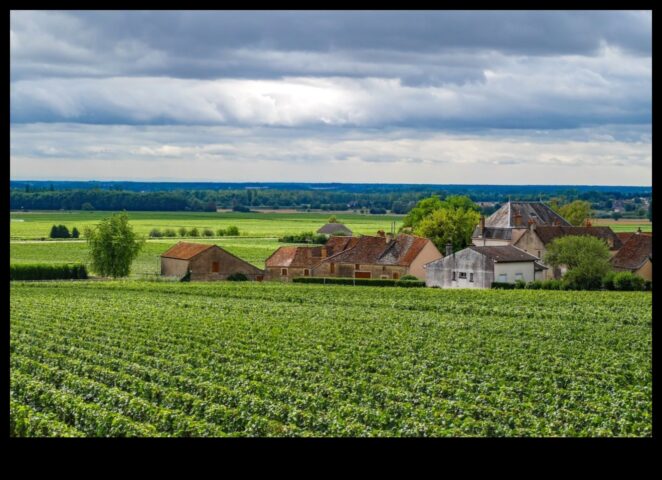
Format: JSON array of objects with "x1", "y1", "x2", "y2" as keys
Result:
[{"x1": 9, "y1": 10, "x2": 652, "y2": 185}]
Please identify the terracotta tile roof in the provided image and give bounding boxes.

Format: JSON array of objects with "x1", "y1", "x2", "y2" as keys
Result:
[
  {"x1": 469, "y1": 245, "x2": 541, "y2": 263},
  {"x1": 317, "y1": 222, "x2": 353, "y2": 235},
  {"x1": 320, "y1": 234, "x2": 433, "y2": 267},
  {"x1": 266, "y1": 237, "x2": 358, "y2": 268},
  {"x1": 485, "y1": 201, "x2": 571, "y2": 228},
  {"x1": 325, "y1": 235, "x2": 360, "y2": 254},
  {"x1": 533, "y1": 226, "x2": 622, "y2": 250},
  {"x1": 616, "y1": 232, "x2": 634, "y2": 244},
  {"x1": 265, "y1": 246, "x2": 299, "y2": 267},
  {"x1": 611, "y1": 234, "x2": 652, "y2": 270},
  {"x1": 161, "y1": 242, "x2": 214, "y2": 260}
]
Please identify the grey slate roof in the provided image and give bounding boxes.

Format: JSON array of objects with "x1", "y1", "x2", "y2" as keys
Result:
[
  {"x1": 317, "y1": 222, "x2": 353, "y2": 235},
  {"x1": 471, "y1": 226, "x2": 513, "y2": 240},
  {"x1": 485, "y1": 202, "x2": 571, "y2": 228},
  {"x1": 469, "y1": 245, "x2": 541, "y2": 263}
]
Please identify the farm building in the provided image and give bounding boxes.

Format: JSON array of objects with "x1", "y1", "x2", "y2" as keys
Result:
[
  {"x1": 425, "y1": 244, "x2": 546, "y2": 289},
  {"x1": 311, "y1": 232, "x2": 442, "y2": 280},
  {"x1": 513, "y1": 223, "x2": 623, "y2": 279},
  {"x1": 472, "y1": 201, "x2": 572, "y2": 247},
  {"x1": 161, "y1": 242, "x2": 264, "y2": 281},
  {"x1": 610, "y1": 232, "x2": 652, "y2": 281},
  {"x1": 316, "y1": 222, "x2": 353, "y2": 237},
  {"x1": 264, "y1": 236, "x2": 359, "y2": 281}
]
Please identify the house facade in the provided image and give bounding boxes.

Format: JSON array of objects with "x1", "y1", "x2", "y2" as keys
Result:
[
  {"x1": 161, "y1": 242, "x2": 264, "y2": 281},
  {"x1": 311, "y1": 232, "x2": 442, "y2": 280},
  {"x1": 425, "y1": 244, "x2": 546, "y2": 289}
]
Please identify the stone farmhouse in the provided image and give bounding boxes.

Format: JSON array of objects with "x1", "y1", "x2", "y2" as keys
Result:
[
  {"x1": 610, "y1": 231, "x2": 652, "y2": 281},
  {"x1": 425, "y1": 244, "x2": 546, "y2": 289},
  {"x1": 311, "y1": 232, "x2": 442, "y2": 280},
  {"x1": 264, "y1": 236, "x2": 359, "y2": 281},
  {"x1": 472, "y1": 201, "x2": 572, "y2": 247},
  {"x1": 316, "y1": 222, "x2": 353, "y2": 237},
  {"x1": 161, "y1": 242, "x2": 264, "y2": 281}
]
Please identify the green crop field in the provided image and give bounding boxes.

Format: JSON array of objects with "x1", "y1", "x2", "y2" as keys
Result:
[
  {"x1": 10, "y1": 281, "x2": 652, "y2": 437},
  {"x1": 10, "y1": 238, "x2": 283, "y2": 273},
  {"x1": 10, "y1": 210, "x2": 404, "y2": 240}
]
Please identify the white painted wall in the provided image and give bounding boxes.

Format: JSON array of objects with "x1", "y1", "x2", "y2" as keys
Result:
[{"x1": 493, "y1": 262, "x2": 535, "y2": 283}]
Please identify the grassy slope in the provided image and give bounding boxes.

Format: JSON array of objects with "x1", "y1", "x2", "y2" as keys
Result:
[{"x1": 10, "y1": 281, "x2": 652, "y2": 437}]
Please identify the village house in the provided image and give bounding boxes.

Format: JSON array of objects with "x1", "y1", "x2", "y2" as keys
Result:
[
  {"x1": 316, "y1": 222, "x2": 353, "y2": 237},
  {"x1": 513, "y1": 223, "x2": 623, "y2": 279},
  {"x1": 610, "y1": 231, "x2": 652, "y2": 281},
  {"x1": 311, "y1": 232, "x2": 442, "y2": 280},
  {"x1": 264, "y1": 236, "x2": 359, "y2": 281},
  {"x1": 472, "y1": 201, "x2": 572, "y2": 247},
  {"x1": 425, "y1": 243, "x2": 546, "y2": 289},
  {"x1": 161, "y1": 242, "x2": 264, "y2": 281}
]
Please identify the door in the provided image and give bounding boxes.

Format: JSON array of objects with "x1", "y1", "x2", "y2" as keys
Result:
[{"x1": 355, "y1": 271, "x2": 371, "y2": 279}]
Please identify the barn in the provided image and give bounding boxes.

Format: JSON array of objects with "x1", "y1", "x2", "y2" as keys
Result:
[{"x1": 160, "y1": 242, "x2": 264, "y2": 281}]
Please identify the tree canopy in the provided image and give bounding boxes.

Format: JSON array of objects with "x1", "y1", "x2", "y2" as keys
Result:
[
  {"x1": 552, "y1": 200, "x2": 592, "y2": 226},
  {"x1": 85, "y1": 212, "x2": 144, "y2": 278},
  {"x1": 544, "y1": 235, "x2": 612, "y2": 290}
]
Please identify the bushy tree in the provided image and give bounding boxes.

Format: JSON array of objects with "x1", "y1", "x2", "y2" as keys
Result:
[
  {"x1": 544, "y1": 235, "x2": 612, "y2": 290},
  {"x1": 189, "y1": 227, "x2": 200, "y2": 237},
  {"x1": 71, "y1": 227, "x2": 80, "y2": 238},
  {"x1": 612, "y1": 211, "x2": 622, "y2": 221},
  {"x1": 553, "y1": 200, "x2": 592, "y2": 226},
  {"x1": 401, "y1": 195, "x2": 479, "y2": 231},
  {"x1": 163, "y1": 228, "x2": 177, "y2": 237},
  {"x1": 178, "y1": 227, "x2": 188, "y2": 237},
  {"x1": 85, "y1": 212, "x2": 144, "y2": 278},
  {"x1": 81, "y1": 202, "x2": 95, "y2": 211},
  {"x1": 225, "y1": 226, "x2": 239, "y2": 236},
  {"x1": 149, "y1": 228, "x2": 163, "y2": 238},
  {"x1": 414, "y1": 206, "x2": 481, "y2": 252},
  {"x1": 327, "y1": 215, "x2": 338, "y2": 223},
  {"x1": 202, "y1": 228, "x2": 214, "y2": 237},
  {"x1": 49, "y1": 224, "x2": 70, "y2": 238}
]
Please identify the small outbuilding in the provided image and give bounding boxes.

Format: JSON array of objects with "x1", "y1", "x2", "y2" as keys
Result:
[
  {"x1": 161, "y1": 242, "x2": 264, "y2": 281},
  {"x1": 316, "y1": 222, "x2": 353, "y2": 237},
  {"x1": 425, "y1": 244, "x2": 546, "y2": 289},
  {"x1": 610, "y1": 232, "x2": 652, "y2": 281}
]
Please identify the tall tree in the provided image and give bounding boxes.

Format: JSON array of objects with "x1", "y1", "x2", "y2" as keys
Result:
[
  {"x1": 544, "y1": 235, "x2": 612, "y2": 290},
  {"x1": 85, "y1": 213, "x2": 144, "y2": 278},
  {"x1": 553, "y1": 200, "x2": 592, "y2": 226},
  {"x1": 414, "y1": 206, "x2": 481, "y2": 252}
]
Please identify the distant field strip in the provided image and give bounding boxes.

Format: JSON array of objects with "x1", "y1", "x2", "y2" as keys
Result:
[
  {"x1": 9, "y1": 211, "x2": 404, "y2": 239},
  {"x1": 10, "y1": 281, "x2": 652, "y2": 437}
]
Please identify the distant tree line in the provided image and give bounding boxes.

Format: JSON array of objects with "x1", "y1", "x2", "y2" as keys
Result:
[{"x1": 10, "y1": 186, "x2": 650, "y2": 214}]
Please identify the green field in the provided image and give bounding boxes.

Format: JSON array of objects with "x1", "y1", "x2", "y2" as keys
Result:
[
  {"x1": 10, "y1": 238, "x2": 282, "y2": 273},
  {"x1": 10, "y1": 281, "x2": 652, "y2": 437},
  {"x1": 10, "y1": 210, "x2": 404, "y2": 240}
]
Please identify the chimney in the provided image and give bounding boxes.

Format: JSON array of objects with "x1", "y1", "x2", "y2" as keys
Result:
[
  {"x1": 636, "y1": 227, "x2": 642, "y2": 235},
  {"x1": 445, "y1": 242, "x2": 453, "y2": 257},
  {"x1": 514, "y1": 213, "x2": 523, "y2": 227},
  {"x1": 528, "y1": 218, "x2": 536, "y2": 232},
  {"x1": 479, "y1": 215, "x2": 485, "y2": 235}
]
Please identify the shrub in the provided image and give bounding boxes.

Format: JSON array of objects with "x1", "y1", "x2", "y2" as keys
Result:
[
  {"x1": 644, "y1": 280, "x2": 652, "y2": 291},
  {"x1": 71, "y1": 227, "x2": 80, "y2": 239},
  {"x1": 188, "y1": 227, "x2": 200, "y2": 237},
  {"x1": 279, "y1": 232, "x2": 327, "y2": 244},
  {"x1": 602, "y1": 271, "x2": 616, "y2": 290},
  {"x1": 178, "y1": 227, "x2": 188, "y2": 237},
  {"x1": 81, "y1": 202, "x2": 95, "y2": 211},
  {"x1": 225, "y1": 226, "x2": 240, "y2": 236},
  {"x1": 399, "y1": 274, "x2": 419, "y2": 281},
  {"x1": 149, "y1": 228, "x2": 163, "y2": 238},
  {"x1": 10, "y1": 263, "x2": 88, "y2": 281},
  {"x1": 85, "y1": 213, "x2": 143, "y2": 278},
  {"x1": 233, "y1": 205, "x2": 250, "y2": 212},
  {"x1": 491, "y1": 282, "x2": 515, "y2": 289},
  {"x1": 202, "y1": 228, "x2": 214, "y2": 237},
  {"x1": 49, "y1": 224, "x2": 70, "y2": 239},
  {"x1": 227, "y1": 273, "x2": 248, "y2": 281},
  {"x1": 163, "y1": 228, "x2": 177, "y2": 237},
  {"x1": 613, "y1": 272, "x2": 645, "y2": 291},
  {"x1": 514, "y1": 279, "x2": 527, "y2": 289},
  {"x1": 526, "y1": 280, "x2": 543, "y2": 289},
  {"x1": 216, "y1": 228, "x2": 226, "y2": 237},
  {"x1": 540, "y1": 280, "x2": 562, "y2": 290},
  {"x1": 292, "y1": 277, "x2": 425, "y2": 287}
]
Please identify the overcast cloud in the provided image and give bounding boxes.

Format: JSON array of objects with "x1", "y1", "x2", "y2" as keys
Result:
[{"x1": 9, "y1": 10, "x2": 652, "y2": 185}]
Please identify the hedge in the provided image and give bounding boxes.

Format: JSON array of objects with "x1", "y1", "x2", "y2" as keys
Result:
[
  {"x1": 10, "y1": 263, "x2": 88, "y2": 281},
  {"x1": 292, "y1": 277, "x2": 425, "y2": 287}
]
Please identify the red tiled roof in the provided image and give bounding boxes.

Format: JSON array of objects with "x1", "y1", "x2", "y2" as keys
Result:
[
  {"x1": 266, "y1": 237, "x2": 358, "y2": 268},
  {"x1": 161, "y1": 242, "x2": 214, "y2": 260},
  {"x1": 378, "y1": 234, "x2": 431, "y2": 266},
  {"x1": 320, "y1": 234, "x2": 433, "y2": 267},
  {"x1": 611, "y1": 234, "x2": 652, "y2": 270}
]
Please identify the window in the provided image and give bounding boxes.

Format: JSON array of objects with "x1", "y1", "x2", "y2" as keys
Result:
[
  {"x1": 304, "y1": 269, "x2": 310, "y2": 276},
  {"x1": 452, "y1": 271, "x2": 456, "y2": 281},
  {"x1": 281, "y1": 268, "x2": 287, "y2": 276},
  {"x1": 392, "y1": 272, "x2": 400, "y2": 280},
  {"x1": 355, "y1": 264, "x2": 360, "y2": 270},
  {"x1": 469, "y1": 273, "x2": 474, "y2": 282},
  {"x1": 211, "y1": 261, "x2": 220, "y2": 273},
  {"x1": 459, "y1": 272, "x2": 467, "y2": 279},
  {"x1": 537, "y1": 251, "x2": 541, "y2": 258},
  {"x1": 381, "y1": 275, "x2": 389, "y2": 279},
  {"x1": 498, "y1": 273, "x2": 507, "y2": 282},
  {"x1": 330, "y1": 263, "x2": 335, "y2": 274},
  {"x1": 515, "y1": 273, "x2": 524, "y2": 281}
]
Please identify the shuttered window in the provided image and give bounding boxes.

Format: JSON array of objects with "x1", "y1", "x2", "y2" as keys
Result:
[{"x1": 211, "y1": 261, "x2": 220, "y2": 273}]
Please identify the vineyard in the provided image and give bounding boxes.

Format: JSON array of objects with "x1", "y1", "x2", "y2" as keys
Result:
[{"x1": 10, "y1": 281, "x2": 651, "y2": 437}]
